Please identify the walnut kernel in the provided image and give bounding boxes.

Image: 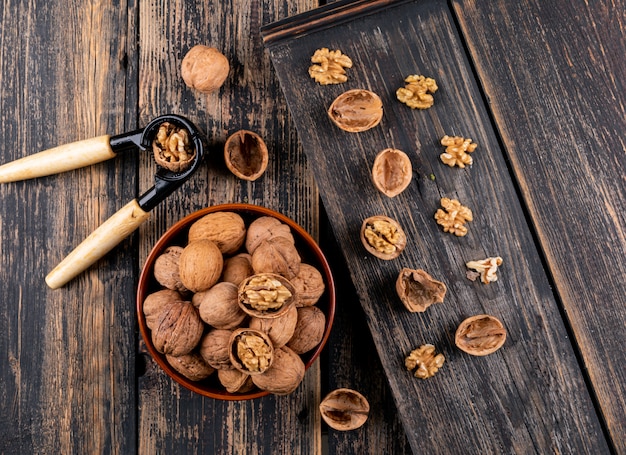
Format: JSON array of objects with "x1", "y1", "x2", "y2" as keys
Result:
[
  {"x1": 319, "y1": 388, "x2": 370, "y2": 431},
  {"x1": 440, "y1": 135, "x2": 478, "y2": 168},
  {"x1": 396, "y1": 268, "x2": 447, "y2": 313},
  {"x1": 328, "y1": 89, "x2": 383, "y2": 133},
  {"x1": 455, "y1": 314, "x2": 507, "y2": 356},
  {"x1": 434, "y1": 197, "x2": 473, "y2": 236},
  {"x1": 396, "y1": 74, "x2": 438, "y2": 109},
  {"x1": 308, "y1": 48, "x2": 353, "y2": 85},
  {"x1": 371, "y1": 148, "x2": 412, "y2": 198},
  {"x1": 224, "y1": 130, "x2": 269, "y2": 181},
  {"x1": 360, "y1": 215, "x2": 407, "y2": 260},
  {"x1": 181, "y1": 44, "x2": 229, "y2": 94},
  {"x1": 466, "y1": 256, "x2": 503, "y2": 284},
  {"x1": 152, "y1": 122, "x2": 195, "y2": 173},
  {"x1": 405, "y1": 344, "x2": 445, "y2": 379}
]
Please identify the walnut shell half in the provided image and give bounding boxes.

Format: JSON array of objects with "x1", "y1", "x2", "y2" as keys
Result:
[
  {"x1": 360, "y1": 215, "x2": 407, "y2": 260},
  {"x1": 455, "y1": 314, "x2": 507, "y2": 356},
  {"x1": 396, "y1": 268, "x2": 446, "y2": 313},
  {"x1": 371, "y1": 148, "x2": 412, "y2": 197},
  {"x1": 224, "y1": 130, "x2": 269, "y2": 181},
  {"x1": 319, "y1": 388, "x2": 370, "y2": 431},
  {"x1": 328, "y1": 89, "x2": 383, "y2": 132}
]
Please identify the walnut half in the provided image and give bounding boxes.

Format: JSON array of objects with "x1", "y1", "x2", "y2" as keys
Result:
[{"x1": 360, "y1": 215, "x2": 407, "y2": 260}]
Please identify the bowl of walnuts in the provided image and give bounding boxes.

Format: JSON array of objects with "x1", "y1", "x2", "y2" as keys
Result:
[{"x1": 137, "y1": 203, "x2": 335, "y2": 400}]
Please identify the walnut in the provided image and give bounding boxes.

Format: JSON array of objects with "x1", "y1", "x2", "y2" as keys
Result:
[
  {"x1": 199, "y1": 329, "x2": 235, "y2": 370},
  {"x1": 238, "y1": 273, "x2": 296, "y2": 319},
  {"x1": 217, "y1": 368, "x2": 255, "y2": 394},
  {"x1": 221, "y1": 253, "x2": 253, "y2": 286},
  {"x1": 396, "y1": 74, "x2": 438, "y2": 109},
  {"x1": 151, "y1": 301, "x2": 204, "y2": 356},
  {"x1": 143, "y1": 289, "x2": 182, "y2": 330},
  {"x1": 319, "y1": 388, "x2": 370, "y2": 431},
  {"x1": 194, "y1": 282, "x2": 247, "y2": 330},
  {"x1": 328, "y1": 89, "x2": 383, "y2": 133},
  {"x1": 466, "y1": 256, "x2": 503, "y2": 284},
  {"x1": 153, "y1": 246, "x2": 188, "y2": 293},
  {"x1": 188, "y1": 211, "x2": 246, "y2": 255},
  {"x1": 181, "y1": 44, "x2": 229, "y2": 94},
  {"x1": 455, "y1": 314, "x2": 507, "y2": 356},
  {"x1": 224, "y1": 130, "x2": 269, "y2": 181},
  {"x1": 178, "y1": 239, "x2": 224, "y2": 292},
  {"x1": 440, "y1": 135, "x2": 477, "y2": 168},
  {"x1": 360, "y1": 215, "x2": 407, "y2": 260},
  {"x1": 291, "y1": 263, "x2": 325, "y2": 307},
  {"x1": 405, "y1": 344, "x2": 445, "y2": 379},
  {"x1": 371, "y1": 148, "x2": 412, "y2": 198},
  {"x1": 308, "y1": 48, "x2": 353, "y2": 85},
  {"x1": 152, "y1": 122, "x2": 195, "y2": 173},
  {"x1": 434, "y1": 197, "x2": 473, "y2": 236},
  {"x1": 395, "y1": 268, "x2": 447, "y2": 313},
  {"x1": 245, "y1": 216, "x2": 294, "y2": 254},
  {"x1": 286, "y1": 306, "x2": 326, "y2": 354},
  {"x1": 251, "y1": 346, "x2": 305, "y2": 395},
  {"x1": 229, "y1": 328, "x2": 274, "y2": 375},
  {"x1": 249, "y1": 304, "x2": 298, "y2": 349},
  {"x1": 166, "y1": 352, "x2": 215, "y2": 381},
  {"x1": 251, "y1": 236, "x2": 301, "y2": 279}
]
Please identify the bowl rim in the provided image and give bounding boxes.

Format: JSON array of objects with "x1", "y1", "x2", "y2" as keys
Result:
[{"x1": 137, "y1": 203, "x2": 336, "y2": 400}]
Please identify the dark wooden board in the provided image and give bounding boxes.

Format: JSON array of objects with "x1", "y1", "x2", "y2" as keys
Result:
[
  {"x1": 0, "y1": 1, "x2": 138, "y2": 454},
  {"x1": 453, "y1": 0, "x2": 626, "y2": 451},
  {"x1": 263, "y1": 0, "x2": 610, "y2": 453}
]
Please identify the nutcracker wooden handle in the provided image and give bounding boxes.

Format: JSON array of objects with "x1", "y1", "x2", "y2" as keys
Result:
[
  {"x1": 0, "y1": 135, "x2": 114, "y2": 183},
  {"x1": 45, "y1": 199, "x2": 151, "y2": 289}
]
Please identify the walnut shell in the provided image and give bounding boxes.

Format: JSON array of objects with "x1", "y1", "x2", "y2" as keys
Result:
[
  {"x1": 217, "y1": 368, "x2": 255, "y2": 393},
  {"x1": 221, "y1": 253, "x2": 253, "y2": 286},
  {"x1": 249, "y1": 304, "x2": 298, "y2": 349},
  {"x1": 286, "y1": 306, "x2": 326, "y2": 354},
  {"x1": 251, "y1": 346, "x2": 305, "y2": 395},
  {"x1": 245, "y1": 216, "x2": 295, "y2": 254},
  {"x1": 199, "y1": 329, "x2": 235, "y2": 370},
  {"x1": 151, "y1": 301, "x2": 204, "y2": 356},
  {"x1": 153, "y1": 246, "x2": 189, "y2": 293},
  {"x1": 194, "y1": 282, "x2": 247, "y2": 330},
  {"x1": 360, "y1": 215, "x2": 407, "y2": 260},
  {"x1": 455, "y1": 314, "x2": 507, "y2": 356},
  {"x1": 188, "y1": 211, "x2": 246, "y2": 255},
  {"x1": 224, "y1": 130, "x2": 269, "y2": 181},
  {"x1": 319, "y1": 388, "x2": 370, "y2": 431},
  {"x1": 143, "y1": 289, "x2": 182, "y2": 330},
  {"x1": 291, "y1": 263, "x2": 325, "y2": 307},
  {"x1": 251, "y1": 236, "x2": 301, "y2": 279},
  {"x1": 396, "y1": 268, "x2": 447, "y2": 313},
  {"x1": 181, "y1": 44, "x2": 229, "y2": 94},
  {"x1": 371, "y1": 148, "x2": 412, "y2": 197},
  {"x1": 328, "y1": 89, "x2": 383, "y2": 132},
  {"x1": 238, "y1": 273, "x2": 297, "y2": 319},
  {"x1": 228, "y1": 328, "x2": 274, "y2": 375},
  {"x1": 166, "y1": 352, "x2": 215, "y2": 381},
  {"x1": 179, "y1": 239, "x2": 224, "y2": 293}
]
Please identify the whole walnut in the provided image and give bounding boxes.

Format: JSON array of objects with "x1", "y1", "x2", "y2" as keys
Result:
[
  {"x1": 199, "y1": 329, "x2": 235, "y2": 370},
  {"x1": 181, "y1": 44, "x2": 229, "y2": 94},
  {"x1": 151, "y1": 301, "x2": 204, "y2": 356},
  {"x1": 286, "y1": 306, "x2": 326, "y2": 354},
  {"x1": 251, "y1": 346, "x2": 305, "y2": 395},
  {"x1": 166, "y1": 352, "x2": 215, "y2": 381},
  {"x1": 194, "y1": 282, "x2": 247, "y2": 330},
  {"x1": 249, "y1": 304, "x2": 298, "y2": 349},
  {"x1": 179, "y1": 239, "x2": 224, "y2": 292},
  {"x1": 143, "y1": 289, "x2": 182, "y2": 330},
  {"x1": 251, "y1": 236, "x2": 301, "y2": 279},
  {"x1": 153, "y1": 246, "x2": 188, "y2": 293},
  {"x1": 188, "y1": 211, "x2": 246, "y2": 255},
  {"x1": 221, "y1": 253, "x2": 253, "y2": 286},
  {"x1": 217, "y1": 369, "x2": 255, "y2": 394},
  {"x1": 292, "y1": 263, "x2": 325, "y2": 307},
  {"x1": 245, "y1": 216, "x2": 294, "y2": 254}
]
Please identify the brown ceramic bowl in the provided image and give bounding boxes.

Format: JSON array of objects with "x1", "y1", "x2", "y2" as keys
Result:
[{"x1": 137, "y1": 203, "x2": 335, "y2": 400}]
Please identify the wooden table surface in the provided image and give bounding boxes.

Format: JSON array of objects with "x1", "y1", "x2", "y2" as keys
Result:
[{"x1": 0, "y1": 0, "x2": 623, "y2": 454}]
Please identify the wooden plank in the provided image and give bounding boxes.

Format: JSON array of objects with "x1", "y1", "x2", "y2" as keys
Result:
[
  {"x1": 136, "y1": 1, "x2": 324, "y2": 454},
  {"x1": 452, "y1": 0, "x2": 626, "y2": 451},
  {"x1": 262, "y1": 0, "x2": 611, "y2": 453},
  {"x1": 0, "y1": 0, "x2": 138, "y2": 454}
]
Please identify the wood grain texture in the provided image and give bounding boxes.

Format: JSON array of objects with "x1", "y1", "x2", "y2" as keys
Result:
[
  {"x1": 136, "y1": 0, "x2": 324, "y2": 453},
  {"x1": 453, "y1": 0, "x2": 626, "y2": 451},
  {"x1": 0, "y1": 0, "x2": 138, "y2": 454},
  {"x1": 263, "y1": 0, "x2": 611, "y2": 453}
]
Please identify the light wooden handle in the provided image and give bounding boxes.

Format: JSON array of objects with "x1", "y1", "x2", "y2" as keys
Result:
[
  {"x1": 0, "y1": 135, "x2": 114, "y2": 183},
  {"x1": 45, "y1": 199, "x2": 151, "y2": 289}
]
